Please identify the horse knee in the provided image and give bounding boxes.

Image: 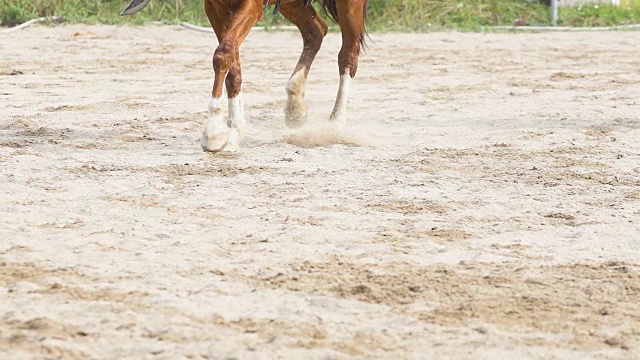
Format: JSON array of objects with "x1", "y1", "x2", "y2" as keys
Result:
[
  {"x1": 311, "y1": 19, "x2": 328, "y2": 47},
  {"x1": 338, "y1": 47, "x2": 359, "y2": 77},
  {"x1": 213, "y1": 42, "x2": 235, "y2": 73}
]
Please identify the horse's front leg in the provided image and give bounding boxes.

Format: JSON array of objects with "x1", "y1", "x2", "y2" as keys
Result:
[
  {"x1": 329, "y1": 0, "x2": 367, "y2": 126},
  {"x1": 201, "y1": 0, "x2": 261, "y2": 152},
  {"x1": 280, "y1": 1, "x2": 328, "y2": 128}
]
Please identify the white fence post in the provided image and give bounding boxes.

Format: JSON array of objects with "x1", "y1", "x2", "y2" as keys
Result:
[{"x1": 551, "y1": 0, "x2": 558, "y2": 26}]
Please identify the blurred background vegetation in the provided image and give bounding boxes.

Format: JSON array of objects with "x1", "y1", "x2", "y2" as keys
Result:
[{"x1": 1, "y1": 0, "x2": 640, "y2": 29}]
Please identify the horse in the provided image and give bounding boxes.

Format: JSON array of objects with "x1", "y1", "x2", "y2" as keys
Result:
[{"x1": 120, "y1": 0, "x2": 368, "y2": 152}]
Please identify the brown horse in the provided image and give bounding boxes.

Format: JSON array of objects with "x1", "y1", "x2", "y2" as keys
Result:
[{"x1": 121, "y1": 0, "x2": 368, "y2": 152}]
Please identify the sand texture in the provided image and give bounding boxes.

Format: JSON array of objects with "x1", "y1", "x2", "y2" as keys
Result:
[{"x1": 1, "y1": 25, "x2": 640, "y2": 359}]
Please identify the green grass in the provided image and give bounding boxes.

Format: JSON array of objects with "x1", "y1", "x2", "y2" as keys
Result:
[
  {"x1": 0, "y1": 0, "x2": 207, "y2": 26},
  {"x1": 559, "y1": 2, "x2": 640, "y2": 26},
  {"x1": 1, "y1": 0, "x2": 640, "y2": 29},
  {"x1": 0, "y1": 0, "x2": 295, "y2": 26},
  {"x1": 366, "y1": 0, "x2": 549, "y2": 31}
]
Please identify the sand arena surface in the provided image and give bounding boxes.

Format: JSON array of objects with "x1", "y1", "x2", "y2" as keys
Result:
[{"x1": 1, "y1": 24, "x2": 640, "y2": 359}]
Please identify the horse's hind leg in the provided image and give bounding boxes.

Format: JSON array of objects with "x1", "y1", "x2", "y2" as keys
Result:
[
  {"x1": 280, "y1": 1, "x2": 328, "y2": 128},
  {"x1": 202, "y1": 0, "x2": 261, "y2": 152},
  {"x1": 330, "y1": 0, "x2": 367, "y2": 126}
]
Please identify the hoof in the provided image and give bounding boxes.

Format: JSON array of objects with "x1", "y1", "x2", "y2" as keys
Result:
[
  {"x1": 285, "y1": 99, "x2": 308, "y2": 129},
  {"x1": 201, "y1": 125, "x2": 230, "y2": 152},
  {"x1": 221, "y1": 128, "x2": 241, "y2": 152}
]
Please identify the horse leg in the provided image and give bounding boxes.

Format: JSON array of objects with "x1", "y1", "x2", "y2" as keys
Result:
[
  {"x1": 202, "y1": 0, "x2": 262, "y2": 152},
  {"x1": 280, "y1": 1, "x2": 328, "y2": 128},
  {"x1": 329, "y1": 0, "x2": 366, "y2": 126},
  {"x1": 223, "y1": 56, "x2": 245, "y2": 152}
]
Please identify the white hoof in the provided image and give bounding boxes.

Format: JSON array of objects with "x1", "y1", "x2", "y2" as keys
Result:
[
  {"x1": 202, "y1": 97, "x2": 231, "y2": 152},
  {"x1": 201, "y1": 124, "x2": 230, "y2": 152},
  {"x1": 222, "y1": 128, "x2": 241, "y2": 152},
  {"x1": 285, "y1": 98, "x2": 308, "y2": 129}
]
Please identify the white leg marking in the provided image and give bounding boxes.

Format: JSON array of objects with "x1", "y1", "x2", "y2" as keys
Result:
[
  {"x1": 285, "y1": 68, "x2": 308, "y2": 129},
  {"x1": 224, "y1": 92, "x2": 245, "y2": 152},
  {"x1": 201, "y1": 97, "x2": 230, "y2": 152},
  {"x1": 329, "y1": 67, "x2": 352, "y2": 126}
]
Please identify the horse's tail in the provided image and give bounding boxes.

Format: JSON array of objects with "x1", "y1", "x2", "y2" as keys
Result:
[
  {"x1": 120, "y1": 0, "x2": 151, "y2": 16},
  {"x1": 319, "y1": 0, "x2": 369, "y2": 48}
]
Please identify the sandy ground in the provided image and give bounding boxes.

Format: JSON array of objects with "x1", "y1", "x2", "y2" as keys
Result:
[{"x1": 1, "y1": 24, "x2": 640, "y2": 359}]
